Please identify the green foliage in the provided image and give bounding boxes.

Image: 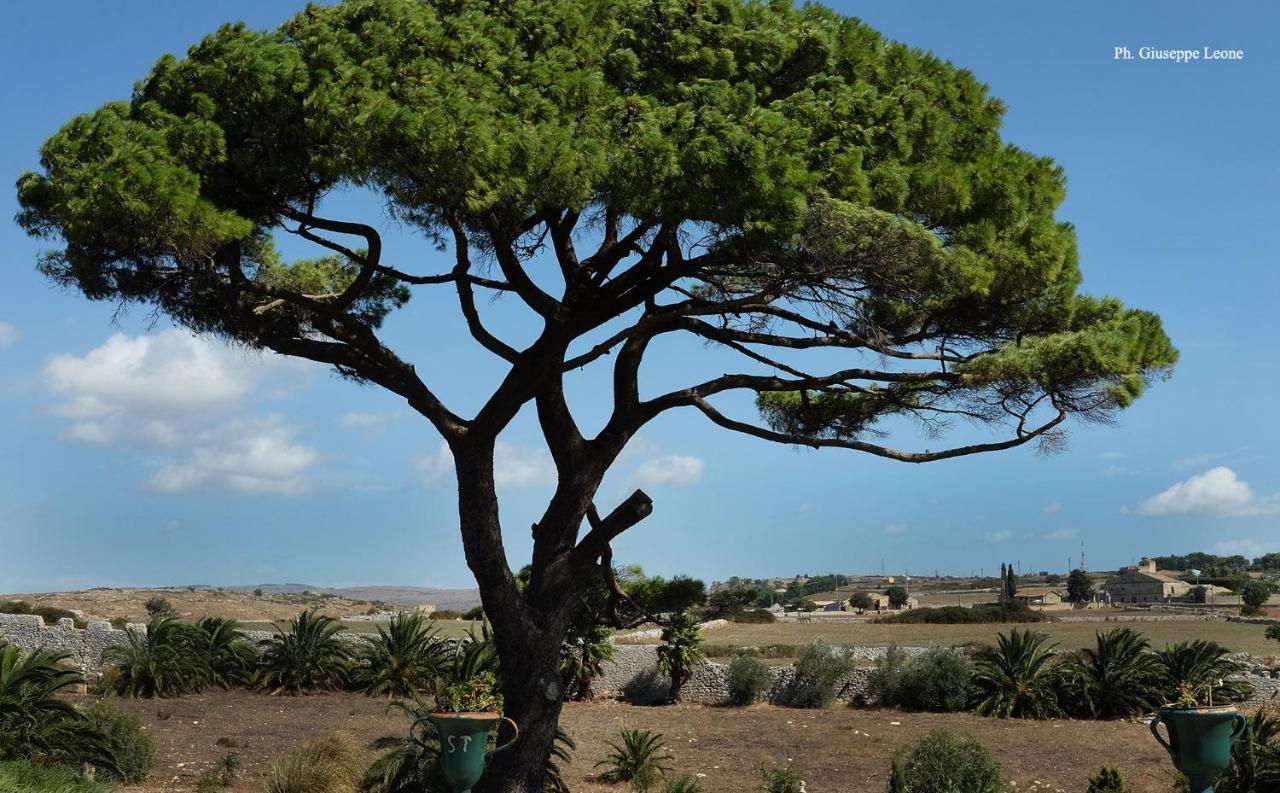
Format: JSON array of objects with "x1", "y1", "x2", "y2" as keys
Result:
[
  {"x1": 197, "y1": 616, "x2": 258, "y2": 688},
  {"x1": 1266, "y1": 624, "x2": 1280, "y2": 644},
  {"x1": 662, "y1": 777, "x2": 706, "y2": 793},
  {"x1": 1059, "y1": 628, "x2": 1163, "y2": 719},
  {"x1": 433, "y1": 671, "x2": 503, "y2": 713},
  {"x1": 871, "y1": 645, "x2": 973, "y2": 713},
  {"x1": 886, "y1": 586, "x2": 909, "y2": 609},
  {"x1": 217, "y1": 751, "x2": 240, "y2": 786},
  {"x1": 704, "y1": 588, "x2": 757, "y2": 619},
  {"x1": 1086, "y1": 766, "x2": 1132, "y2": 793},
  {"x1": 80, "y1": 701, "x2": 155, "y2": 784},
  {"x1": 1242, "y1": 580, "x2": 1272, "y2": 614},
  {"x1": 728, "y1": 609, "x2": 777, "y2": 624},
  {"x1": 1214, "y1": 707, "x2": 1280, "y2": 793},
  {"x1": 195, "y1": 770, "x2": 223, "y2": 793},
  {"x1": 1066, "y1": 569, "x2": 1094, "y2": 603},
  {"x1": 760, "y1": 767, "x2": 804, "y2": 793},
  {"x1": 257, "y1": 610, "x2": 353, "y2": 694},
  {"x1": 782, "y1": 641, "x2": 854, "y2": 709},
  {"x1": 889, "y1": 731, "x2": 1006, "y2": 793},
  {"x1": 0, "y1": 645, "x2": 116, "y2": 775},
  {"x1": 145, "y1": 597, "x2": 176, "y2": 618},
  {"x1": 101, "y1": 615, "x2": 211, "y2": 697},
  {"x1": 1155, "y1": 640, "x2": 1249, "y2": 707},
  {"x1": 561, "y1": 618, "x2": 615, "y2": 702},
  {"x1": 461, "y1": 607, "x2": 485, "y2": 621},
  {"x1": 0, "y1": 601, "x2": 82, "y2": 626},
  {"x1": 849, "y1": 592, "x2": 874, "y2": 612},
  {"x1": 726, "y1": 655, "x2": 773, "y2": 705},
  {"x1": 656, "y1": 611, "x2": 704, "y2": 703},
  {"x1": 0, "y1": 761, "x2": 115, "y2": 793},
  {"x1": 352, "y1": 612, "x2": 447, "y2": 698},
  {"x1": 265, "y1": 731, "x2": 363, "y2": 793},
  {"x1": 972, "y1": 629, "x2": 1061, "y2": 718},
  {"x1": 596, "y1": 730, "x2": 672, "y2": 791},
  {"x1": 879, "y1": 603, "x2": 1044, "y2": 625}
]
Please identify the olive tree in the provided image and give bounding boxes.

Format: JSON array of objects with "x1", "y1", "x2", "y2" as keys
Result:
[{"x1": 17, "y1": 0, "x2": 1175, "y2": 788}]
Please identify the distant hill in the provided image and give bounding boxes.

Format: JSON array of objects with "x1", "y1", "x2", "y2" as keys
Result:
[{"x1": 223, "y1": 584, "x2": 481, "y2": 611}]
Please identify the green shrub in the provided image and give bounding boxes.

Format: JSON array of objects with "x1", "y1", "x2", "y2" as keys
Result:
[
  {"x1": 726, "y1": 655, "x2": 773, "y2": 705},
  {"x1": 1059, "y1": 628, "x2": 1162, "y2": 719},
  {"x1": 195, "y1": 769, "x2": 223, "y2": 793},
  {"x1": 595, "y1": 729, "x2": 672, "y2": 791},
  {"x1": 663, "y1": 777, "x2": 706, "y2": 793},
  {"x1": 879, "y1": 603, "x2": 1046, "y2": 625},
  {"x1": 656, "y1": 611, "x2": 704, "y2": 703},
  {"x1": 0, "y1": 645, "x2": 115, "y2": 774},
  {"x1": 265, "y1": 731, "x2": 363, "y2": 793},
  {"x1": 1155, "y1": 640, "x2": 1250, "y2": 706},
  {"x1": 728, "y1": 609, "x2": 777, "y2": 624},
  {"x1": 462, "y1": 606, "x2": 484, "y2": 620},
  {"x1": 144, "y1": 597, "x2": 176, "y2": 618},
  {"x1": 197, "y1": 617, "x2": 258, "y2": 688},
  {"x1": 1086, "y1": 766, "x2": 1132, "y2": 793},
  {"x1": 1214, "y1": 707, "x2": 1280, "y2": 793},
  {"x1": 80, "y1": 700, "x2": 155, "y2": 783},
  {"x1": 101, "y1": 615, "x2": 212, "y2": 697},
  {"x1": 890, "y1": 730, "x2": 1005, "y2": 793},
  {"x1": 873, "y1": 646, "x2": 972, "y2": 712},
  {"x1": 760, "y1": 767, "x2": 803, "y2": 793},
  {"x1": 972, "y1": 629, "x2": 1061, "y2": 718},
  {"x1": 782, "y1": 641, "x2": 853, "y2": 709},
  {"x1": 0, "y1": 761, "x2": 114, "y2": 793},
  {"x1": 257, "y1": 610, "x2": 353, "y2": 694},
  {"x1": 352, "y1": 612, "x2": 447, "y2": 697}
]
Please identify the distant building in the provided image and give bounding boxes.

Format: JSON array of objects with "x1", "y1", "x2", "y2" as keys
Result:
[
  {"x1": 1013, "y1": 587, "x2": 1065, "y2": 607},
  {"x1": 1104, "y1": 558, "x2": 1191, "y2": 604}
]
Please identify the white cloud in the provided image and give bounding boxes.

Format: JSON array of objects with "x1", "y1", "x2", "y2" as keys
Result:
[
  {"x1": 985, "y1": 530, "x2": 1012, "y2": 543},
  {"x1": 0, "y1": 321, "x2": 19, "y2": 348},
  {"x1": 1043, "y1": 527, "x2": 1078, "y2": 540},
  {"x1": 1100, "y1": 451, "x2": 1128, "y2": 460},
  {"x1": 44, "y1": 331, "x2": 317, "y2": 496},
  {"x1": 1135, "y1": 466, "x2": 1280, "y2": 517},
  {"x1": 146, "y1": 417, "x2": 317, "y2": 495},
  {"x1": 632, "y1": 455, "x2": 704, "y2": 489},
  {"x1": 339, "y1": 412, "x2": 393, "y2": 433},
  {"x1": 1042, "y1": 501, "x2": 1064, "y2": 514},
  {"x1": 417, "y1": 441, "x2": 557, "y2": 489},
  {"x1": 1171, "y1": 452, "x2": 1226, "y2": 471},
  {"x1": 882, "y1": 523, "x2": 909, "y2": 536},
  {"x1": 1214, "y1": 539, "x2": 1268, "y2": 558}
]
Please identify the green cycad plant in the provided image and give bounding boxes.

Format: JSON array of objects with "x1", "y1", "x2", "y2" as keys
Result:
[
  {"x1": 257, "y1": 610, "x2": 353, "y2": 695},
  {"x1": 1061, "y1": 628, "x2": 1163, "y2": 719},
  {"x1": 101, "y1": 615, "x2": 211, "y2": 697},
  {"x1": 561, "y1": 620, "x2": 616, "y2": 702},
  {"x1": 595, "y1": 729, "x2": 673, "y2": 791},
  {"x1": 971, "y1": 628, "x2": 1062, "y2": 718},
  {"x1": 196, "y1": 616, "x2": 258, "y2": 689},
  {"x1": 1154, "y1": 640, "x2": 1250, "y2": 707},
  {"x1": 0, "y1": 643, "x2": 118, "y2": 776},
  {"x1": 353, "y1": 612, "x2": 448, "y2": 698},
  {"x1": 1215, "y1": 707, "x2": 1280, "y2": 793},
  {"x1": 655, "y1": 611, "x2": 703, "y2": 703}
]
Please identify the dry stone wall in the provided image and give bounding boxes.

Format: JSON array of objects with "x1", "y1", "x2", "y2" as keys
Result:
[{"x1": 0, "y1": 613, "x2": 145, "y2": 674}]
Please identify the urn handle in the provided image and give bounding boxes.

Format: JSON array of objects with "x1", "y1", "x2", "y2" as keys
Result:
[
  {"x1": 1150, "y1": 714, "x2": 1172, "y2": 756},
  {"x1": 1230, "y1": 713, "x2": 1248, "y2": 742},
  {"x1": 489, "y1": 717, "x2": 519, "y2": 755}
]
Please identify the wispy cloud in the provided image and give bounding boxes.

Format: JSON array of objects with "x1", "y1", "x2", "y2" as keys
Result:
[
  {"x1": 1042, "y1": 501, "x2": 1064, "y2": 514},
  {"x1": 417, "y1": 441, "x2": 558, "y2": 489},
  {"x1": 0, "y1": 320, "x2": 19, "y2": 348},
  {"x1": 1043, "y1": 527, "x2": 1078, "y2": 541},
  {"x1": 1134, "y1": 466, "x2": 1280, "y2": 517},
  {"x1": 632, "y1": 455, "x2": 705, "y2": 489},
  {"x1": 883, "y1": 523, "x2": 909, "y2": 536},
  {"x1": 985, "y1": 530, "x2": 1012, "y2": 543},
  {"x1": 1213, "y1": 539, "x2": 1268, "y2": 558}
]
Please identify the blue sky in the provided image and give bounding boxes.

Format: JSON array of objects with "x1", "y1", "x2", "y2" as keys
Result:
[{"x1": 1, "y1": 1, "x2": 1277, "y2": 592}]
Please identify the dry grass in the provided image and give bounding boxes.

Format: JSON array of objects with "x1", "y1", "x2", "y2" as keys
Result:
[{"x1": 677, "y1": 618, "x2": 1278, "y2": 656}]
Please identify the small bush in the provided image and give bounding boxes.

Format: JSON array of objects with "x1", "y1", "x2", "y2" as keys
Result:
[
  {"x1": 195, "y1": 770, "x2": 223, "y2": 793},
  {"x1": 782, "y1": 641, "x2": 854, "y2": 708},
  {"x1": 872, "y1": 646, "x2": 972, "y2": 712},
  {"x1": 663, "y1": 777, "x2": 706, "y2": 793},
  {"x1": 728, "y1": 609, "x2": 776, "y2": 624},
  {"x1": 0, "y1": 761, "x2": 114, "y2": 793},
  {"x1": 890, "y1": 730, "x2": 1005, "y2": 793},
  {"x1": 1087, "y1": 766, "x2": 1132, "y2": 793},
  {"x1": 462, "y1": 606, "x2": 485, "y2": 620},
  {"x1": 595, "y1": 729, "x2": 672, "y2": 791},
  {"x1": 80, "y1": 701, "x2": 155, "y2": 784},
  {"x1": 726, "y1": 655, "x2": 773, "y2": 705},
  {"x1": 760, "y1": 767, "x2": 804, "y2": 793},
  {"x1": 265, "y1": 731, "x2": 363, "y2": 793},
  {"x1": 144, "y1": 597, "x2": 176, "y2": 618}
]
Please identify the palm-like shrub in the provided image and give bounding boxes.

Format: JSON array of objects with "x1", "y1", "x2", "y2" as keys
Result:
[
  {"x1": 1086, "y1": 766, "x2": 1132, "y2": 793},
  {"x1": 1216, "y1": 707, "x2": 1280, "y2": 793},
  {"x1": 1154, "y1": 640, "x2": 1250, "y2": 706},
  {"x1": 353, "y1": 612, "x2": 447, "y2": 698},
  {"x1": 655, "y1": 612, "x2": 703, "y2": 703},
  {"x1": 561, "y1": 620, "x2": 615, "y2": 701},
  {"x1": 257, "y1": 610, "x2": 353, "y2": 694},
  {"x1": 197, "y1": 617, "x2": 258, "y2": 688},
  {"x1": 101, "y1": 615, "x2": 212, "y2": 697},
  {"x1": 0, "y1": 644, "x2": 116, "y2": 775},
  {"x1": 1060, "y1": 628, "x2": 1163, "y2": 719},
  {"x1": 972, "y1": 628, "x2": 1061, "y2": 718},
  {"x1": 596, "y1": 729, "x2": 672, "y2": 791}
]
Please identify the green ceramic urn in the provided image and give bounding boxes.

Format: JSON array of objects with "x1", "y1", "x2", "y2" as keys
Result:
[
  {"x1": 428, "y1": 713, "x2": 518, "y2": 793},
  {"x1": 1150, "y1": 706, "x2": 1246, "y2": 793}
]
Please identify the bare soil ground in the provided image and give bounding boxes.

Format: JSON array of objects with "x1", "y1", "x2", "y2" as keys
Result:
[
  {"x1": 658, "y1": 619, "x2": 1278, "y2": 657},
  {"x1": 99, "y1": 690, "x2": 1181, "y2": 793},
  {"x1": 1, "y1": 588, "x2": 380, "y2": 624}
]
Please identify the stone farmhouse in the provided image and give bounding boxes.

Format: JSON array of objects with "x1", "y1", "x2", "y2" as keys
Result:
[
  {"x1": 1013, "y1": 587, "x2": 1066, "y2": 607},
  {"x1": 1103, "y1": 558, "x2": 1191, "y2": 604}
]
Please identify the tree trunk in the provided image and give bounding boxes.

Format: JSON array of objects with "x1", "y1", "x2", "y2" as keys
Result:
[{"x1": 482, "y1": 627, "x2": 569, "y2": 793}]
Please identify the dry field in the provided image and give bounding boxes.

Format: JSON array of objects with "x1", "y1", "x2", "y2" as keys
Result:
[
  {"x1": 1, "y1": 588, "x2": 382, "y2": 623},
  {"x1": 99, "y1": 689, "x2": 1183, "y2": 793},
  {"x1": 654, "y1": 619, "x2": 1279, "y2": 657}
]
